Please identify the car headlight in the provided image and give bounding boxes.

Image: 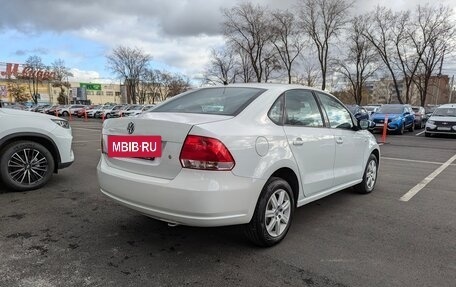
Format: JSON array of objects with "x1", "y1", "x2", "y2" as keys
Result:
[
  {"x1": 51, "y1": 119, "x2": 70, "y2": 129},
  {"x1": 427, "y1": 120, "x2": 434, "y2": 125}
]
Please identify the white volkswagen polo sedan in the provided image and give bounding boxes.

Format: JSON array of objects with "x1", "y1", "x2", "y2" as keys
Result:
[{"x1": 98, "y1": 84, "x2": 380, "y2": 246}]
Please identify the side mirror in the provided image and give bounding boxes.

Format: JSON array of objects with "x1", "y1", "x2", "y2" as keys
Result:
[
  {"x1": 358, "y1": 119, "x2": 370, "y2": 130},
  {"x1": 404, "y1": 112, "x2": 410, "y2": 116},
  {"x1": 354, "y1": 112, "x2": 361, "y2": 117}
]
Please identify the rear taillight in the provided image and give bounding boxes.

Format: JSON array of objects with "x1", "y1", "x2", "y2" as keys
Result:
[{"x1": 180, "y1": 135, "x2": 235, "y2": 171}]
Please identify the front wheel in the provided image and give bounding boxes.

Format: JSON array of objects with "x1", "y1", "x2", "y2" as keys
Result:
[
  {"x1": 244, "y1": 177, "x2": 295, "y2": 247},
  {"x1": 0, "y1": 141, "x2": 55, "y2": 191},
  {"x1": 354, "y1": 153, "x2": 378, "y2": 194}
]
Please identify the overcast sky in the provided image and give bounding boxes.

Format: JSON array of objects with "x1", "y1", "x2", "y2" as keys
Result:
[{"x1": 1, "y1": 0, "x2": 455, "y2": 84}]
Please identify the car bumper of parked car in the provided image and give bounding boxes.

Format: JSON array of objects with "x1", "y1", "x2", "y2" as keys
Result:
[
  {"x1": 425, "y1": 124, "x2": 456, "y2": 134},
  {"x1": 371, "y1": 122, "x2": 402, "y2": 132},
  {"x1": 97, "y1": 154, "x2": 266, "y2": 227}
]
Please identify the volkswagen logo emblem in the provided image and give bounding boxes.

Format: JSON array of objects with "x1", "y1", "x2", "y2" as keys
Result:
[{"x1": 127, "y1": 122, "x2": 135, "y2": 134}]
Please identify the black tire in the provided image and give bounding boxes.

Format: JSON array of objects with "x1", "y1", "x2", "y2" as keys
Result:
[
  {"x1": 244, "y1": 177, "x2": 295, "y2": 247},
  {"x1": 398, "y1": 123, "x2": 405, "y2": 135},
  {"x1": 425, "y1": 132, "x2": 431, "y2": 137},
  {"x1": 408, "y1": 122, "x2": 414, "y2": 132},
  {"x1": 62, "y1": 111, "x2": 69, "y2": 117},
  {"x1": 0, "y1": 141, "x2": 55, "y2": 191},
  {"x1": 354, "y1": 153, "x2": 378, "y2": 194},
  {"x1": 105, "y1": 113, "x2": 111, "y2": 119}
]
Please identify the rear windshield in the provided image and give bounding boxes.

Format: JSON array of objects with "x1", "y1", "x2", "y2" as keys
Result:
[{"x1": 150, "y1": 87, "x2": 266, "y2": 116}]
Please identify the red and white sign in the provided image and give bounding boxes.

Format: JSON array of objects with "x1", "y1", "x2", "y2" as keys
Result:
[
  {"x1": 108, "y1": 135, "x2": 162, "y2": 158},
  {"x1": 0, "y1": 63, "x2": 56, "y2": 80}
]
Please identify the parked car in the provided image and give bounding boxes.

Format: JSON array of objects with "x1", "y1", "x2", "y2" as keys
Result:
[
  {"x1": 0, "y1": 108, "x2": 74, "y2": 191},
  {"x1": 346, "y1": 105, "x2": 370, "y2": 121},
  {"x1": 412, "y1": 106, "x2": 427, "y2": 129},
  {"x1": 123, "y1": 104, "x2": 156, "y2": 117},
  {"x1": 425, "y1": 103, "x2": 456, "y2": 137},
  {"x1": 77, "y1": 105, "x2": 98, "y2": 118},
  {"x1": 31, "y1": 104, "x2": 51, "y2": 113},
  {"x1": 370, "y1": 104, "x2": 415, "y2": 134},
  {"x1": 98, "y1": 84, "x2": 380, "y2": 246},
  {"x1": 363, "y1": 105, "x2": 381, "y2": 116}
]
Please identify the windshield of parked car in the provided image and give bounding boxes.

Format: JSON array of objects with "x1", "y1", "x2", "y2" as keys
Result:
[
  {"x1": 150, "y1": 87, "x2": 266, "y2": 116},
  {"x1": 433, "y1": 108, "x2": 456, "y2": 117},
  {"x1": 377, "y1": 106, "x2": 404, "y2": 114}
]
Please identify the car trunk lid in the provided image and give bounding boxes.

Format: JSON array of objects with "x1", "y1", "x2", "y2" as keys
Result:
[{"x1": 102, "y1": 112, "x2": 232, "y2": 179}]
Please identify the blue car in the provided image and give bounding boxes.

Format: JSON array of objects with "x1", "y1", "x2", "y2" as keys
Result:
[
  {"x1": 370, "y1": 104, "x2": 415, "y2": 134},
  {"x1": 346, "y1": 105, "x2": 370, "y2": 121}
]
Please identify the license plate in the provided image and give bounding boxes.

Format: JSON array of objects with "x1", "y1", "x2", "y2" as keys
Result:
[
  {"x1": 376, "y1": 123, "x2": 384, "y2": 127},
  {"x1": 108, "y1": 135, "x2": 162, "y2": 158},
  {"x1": 437, "y1": 127, "x2": 451, "y2": 131}
]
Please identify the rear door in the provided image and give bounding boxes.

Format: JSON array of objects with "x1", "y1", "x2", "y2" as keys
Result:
[{"x1": 281, "y1": 89, "x2": 335, "y2": 197}]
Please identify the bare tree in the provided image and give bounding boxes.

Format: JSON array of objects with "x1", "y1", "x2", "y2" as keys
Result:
[
  {"x1": 106, "y1": 46, "x2": 151, "y2": 104},
  {"x1": 52, "y1": 59, "x2": 73, "y2": 104},
  {"x1": 24, "y1": 55, "x2": 46, "y2": 104},
  {"x1": 336, "y1": 16, "x2": 378, "y2": 104},
  {"x1": 235, "y1": 47, "x2": 255, "y2": 83},
  {"x1": 204, "y1": 47, "x2": 238, "y2": 85},
  {"x1": 222, "y1": 2, "x2": 274, "y2": 82},
  {"x1": 363, "y1": 7, "x2": 421, "y2": 104},
  {"x1": 271, "y1": 10, "x2": 304, "y2": 84},
  {"x1": 409, "y1": 4, "x2": 455, "y2": 106},
  {"x1": 297, "y1": 0, "x2": 353, "y2": 90}
]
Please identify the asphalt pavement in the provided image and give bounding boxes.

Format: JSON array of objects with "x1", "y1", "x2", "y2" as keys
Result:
[{"x1": 1, "y1": 118, "x2": 455, "y2": 287}]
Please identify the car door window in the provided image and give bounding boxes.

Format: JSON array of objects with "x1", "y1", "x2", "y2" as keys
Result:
[
  {"x1": 316, "y1": 92, "x2": 353, "y2": 129},
  {"x1": 268, "y1": 95, "x2": 284, "y2": 125},
  {"x1": 284, "y1": 90, "x2": 323, "y2": 127}
]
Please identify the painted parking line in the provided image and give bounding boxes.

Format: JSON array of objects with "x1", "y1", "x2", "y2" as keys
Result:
[
  {"x1": 415, "y1": 131, "x2": 425, "y2": 136},
  {"x1": 399, "y1": 154, "x2": 456, "y2": 202},
  {"x1": 382, "y1": 157, "x2": 456, "y2": 166}
]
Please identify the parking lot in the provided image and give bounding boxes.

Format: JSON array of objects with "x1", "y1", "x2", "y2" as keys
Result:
[{"x1": 1, "y1": 118, "x2": 455, "y2": 287}]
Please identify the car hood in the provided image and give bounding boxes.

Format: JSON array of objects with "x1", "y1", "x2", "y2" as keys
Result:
[
  {"x1": 0, "y1": 108, "x2": 61, "y2": 120},
  {"x1": 371, "y1": 113, "x2": 402, "y2": 120}
]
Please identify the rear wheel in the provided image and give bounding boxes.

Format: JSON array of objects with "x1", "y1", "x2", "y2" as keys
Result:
[
  {"x1": 244, "y1": 177, "x2": 295, "y2": 247},
  {"x1": 354, "y1": 153, "x2": 378, "y2": 194},
  {"x1": 62, "y1": 111, "x2": 69, "y2": 117},
  {"x1": 0, "y1": 141, "x2": 55, "y2": 191},
  {"x1": 408, "y1": 122, "x2": 414, "y2": 132}
]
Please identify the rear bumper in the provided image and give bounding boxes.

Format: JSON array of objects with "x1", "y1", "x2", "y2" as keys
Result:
[{"x1": 97, "y1": 154, "x2": 266, "y2": 227}]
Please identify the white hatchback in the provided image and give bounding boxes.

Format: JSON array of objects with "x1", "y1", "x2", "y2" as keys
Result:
[
  {"x1": 98, "y1": 84, "x2": 380, "y2": 246},
  {"x1": 0, "y1": 108, "x2": 74, "y2": 191}
]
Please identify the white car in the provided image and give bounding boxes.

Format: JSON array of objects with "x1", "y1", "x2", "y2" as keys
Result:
[
  {"x1": 97, "y1": 84, "x2": 380, "y2": 246},
  {"x1": 425, "y1": 103, "x2": 456, "y2": 137},
  {"x1": 0, "y1": 108, "x2": 74, "y2": 191}
]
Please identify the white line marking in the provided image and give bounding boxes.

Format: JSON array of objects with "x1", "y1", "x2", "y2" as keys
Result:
[
  {"x1": 415, "y1": 131, "x2": 425, "y2": 136},
  {"x1": 382, "y1": 157, "x2": 456, "y2": 166},
  {"x1": 400, "y1": 154, "x2": 456, "y2": 202}
]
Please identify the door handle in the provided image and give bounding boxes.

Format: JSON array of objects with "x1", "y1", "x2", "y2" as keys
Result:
[
  {"x1": 336, "y1": 137, "x2": 343, "y2": 144},
  {"x1": 293, "y1": 137, "x2": 304, "y2": 146}
]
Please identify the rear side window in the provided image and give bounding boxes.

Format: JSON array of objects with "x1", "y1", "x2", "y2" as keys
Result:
[
  {"x1": 151, "y1": 87, "x2": 265, "y2": 116},
  {"x1": 284, "y1": 90, "x2": 324, "y2": 127}
]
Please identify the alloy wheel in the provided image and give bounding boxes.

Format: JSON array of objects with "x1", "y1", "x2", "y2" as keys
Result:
[
  {"x1": 366, "y1": 159, "x2": 377, "y2": 190},
  {"x1": 7, "y1": 148, "x2": 48, "y2": 186},
  {"x1": 265, "y1": 189, "x2": 291, "y2": 237}
]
